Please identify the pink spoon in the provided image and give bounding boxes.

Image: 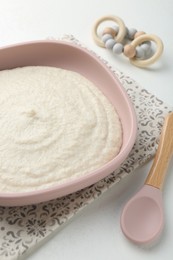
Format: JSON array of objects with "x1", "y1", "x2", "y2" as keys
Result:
[{"x1": 120, "y1": 112, "x2": 173, "y2": 245}]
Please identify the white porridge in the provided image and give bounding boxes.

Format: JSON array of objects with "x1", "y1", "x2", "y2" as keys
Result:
[{"x1": 0, "y1": 66, "x2": 122, "y2": 192}]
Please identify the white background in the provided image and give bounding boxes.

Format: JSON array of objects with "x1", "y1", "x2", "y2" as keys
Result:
[{"x1": 0, "y1": 0, "x2": 173, "y2": 259}]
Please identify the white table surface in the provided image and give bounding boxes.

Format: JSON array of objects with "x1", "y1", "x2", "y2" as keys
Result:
[{"x1": 0, "y1": 1, "x2": 173, "y2": 259}]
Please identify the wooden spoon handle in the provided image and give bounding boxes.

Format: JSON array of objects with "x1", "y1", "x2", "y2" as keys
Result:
[{"x1": 145, "y1": 112, "x2": 173, "y2": 190}]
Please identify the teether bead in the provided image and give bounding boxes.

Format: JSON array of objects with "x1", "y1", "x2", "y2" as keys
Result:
[
  {"x1": 141, "y1": 42, "x2": 152, "y2": 57},
  {"x1": 127, "y1": 28, "x2": 137, "y2": 40},
  {"x1": 136, "y1": 46, "x2": 145, "y2": 59},
  {"x1": 124, "y1": 44, "x2": 136, "y2": 58},
  {"x1": 105, "y1": 38, "x2": 116, "y2": 49},
  {"x1": 113, "y1": 43, "x2": 124, "y2": 54},
  {"x1": 111, "y1": 24, "x2": 119, "y2": 33},
  {"x1": 134, "y1": 31, "x2": 146, "y2": 38},
  {"x1": 141, "y1": 42, "x2": 150, "y2": 51},
  {"x1": 144, "y1": 41, "x2": 151, "y2": 47},
  {"x1": 102, "y1": 27, "x2": 117, "y2": 37},
  {"x1": 102, "y1": 34, "x2": 113, "y2": 44}
]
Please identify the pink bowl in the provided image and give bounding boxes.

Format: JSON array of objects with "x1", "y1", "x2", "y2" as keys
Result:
[{"x1": 0, "y1": 40, "x2": 137, "y2": 206}]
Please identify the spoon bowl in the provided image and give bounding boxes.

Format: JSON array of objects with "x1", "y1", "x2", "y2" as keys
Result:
[{"x1": 121, "y1": 185, "x2": 164, "y2": 245}]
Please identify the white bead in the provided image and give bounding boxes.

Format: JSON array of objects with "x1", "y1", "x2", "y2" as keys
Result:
[
  {"x1": 111, "y1": 24, "x2": 119, "y2": 33},
  {"x1": 145, "y1": 47, "x2": 153, "y2": 58},
  {"x1": 105, "y1": 39, "x2": 116, "y2": 49},
  {"x1": 141, "y1": 42, "x2": 153, "y2": 57},
  {"x1": 113, "y1": 43, "x2": 124, "y2": 54},
  {"x1": 125, "y1": 27, "x2": 129, "y2": 38},
  {"x1": 127, "y1": 28, "x2": 137, "y2": 40},
  {"x1": 145, "y1": 40, "x2": 151, "y2": 47},
  {"x1": 136, "y1": 46, "x2": 145, "y2": 59},
  {"x1": 102, "y1": 34, "x2": 113, "y2": 44}
]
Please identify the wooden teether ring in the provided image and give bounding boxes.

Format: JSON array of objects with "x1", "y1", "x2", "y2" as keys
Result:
[
  {"x1": 130, "y1": 34, "x2": 164, "y2": 68},
  {"x1": 92, "y1": 15, "x2": 126, "y2": 48}
]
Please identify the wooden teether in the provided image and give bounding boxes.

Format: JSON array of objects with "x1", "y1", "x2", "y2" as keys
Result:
[
  {"x1": 129, "y1": 34, "x2": 164, "y2": 68},
  {"x1": 92, "y1": 15, "x2": 164, "y2": 67},
  {"x1": 92, "y1": 15, "x2": 127, "y2": 48}
]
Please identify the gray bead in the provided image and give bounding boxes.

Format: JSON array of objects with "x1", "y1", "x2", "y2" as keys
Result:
[
  {"x1": 145, "y1": 47, "x2": 153, "y2": 58},
  {"x1": 135, "y1": 46, "x2": 145, "y2": 59},
  {"x1": 125, "y1": 27, "x2": 129, "y2": 38},
  {"x1": 141, "y1": 42, "x2": 152, "y2": 57},
  {"x1": 113, "y1": 43, "x2": 124, "y2": 54},
  {"x1": 105, "y1": 39, "x2": 116, "y2": 49},
  {"x1": 127, "y1": 28, "x2": 137, "y2": 40},
  {"x1": 111, "y1": 24, "x2": 119, "y2": 33},
  {"x1": 145, "y1": 40, "x2": 151, "y2": 47},
  {"x1": 141, "y1": 43, "x2": 150, "y2": 52},
  {"x1": 102, "y1": 34, "x2": 113, "y2": 44}
]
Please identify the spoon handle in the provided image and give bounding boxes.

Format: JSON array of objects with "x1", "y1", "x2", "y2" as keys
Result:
[{"x1": 145, "y1": 112, "x2": 173, "y2": 190}]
